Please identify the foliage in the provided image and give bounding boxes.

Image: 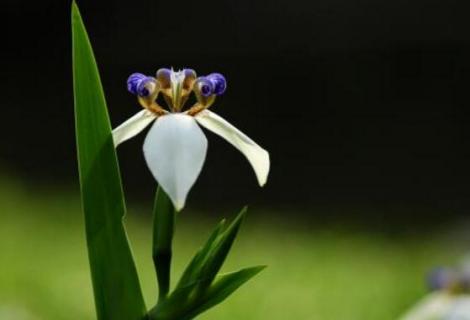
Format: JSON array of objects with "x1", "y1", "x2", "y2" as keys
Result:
[
  {"x1": 72, "y1": 2, "x2": 147, "y2": 319},
  {"x1": 72, "y1": 2, "x2": 263, "y2": 319}
]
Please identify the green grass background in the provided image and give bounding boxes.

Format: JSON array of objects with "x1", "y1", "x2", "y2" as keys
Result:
[{"x1": 0, "y1": 177, "x2": 466, "y2": 320}]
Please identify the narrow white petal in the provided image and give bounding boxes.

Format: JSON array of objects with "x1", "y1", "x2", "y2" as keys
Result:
[
  {"x1": 143, "y1": 114, "x2": 208, "y2": 210},
  {"x1": 195, "y1": 110, "x2": 270, "y2": 186},
  {"x1": 112, "y1": 109, "x2": 157, "y2": 146},
  {"x1": 399, "y1": 292, "x2": 466, "y2": 320}
]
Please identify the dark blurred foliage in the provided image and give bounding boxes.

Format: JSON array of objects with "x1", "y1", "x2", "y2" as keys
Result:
[{"x1": 1, "y1": 0, "x2": 470, "y2": 216}]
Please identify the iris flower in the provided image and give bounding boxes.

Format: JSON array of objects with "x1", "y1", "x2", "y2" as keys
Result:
[{"x1": 112, "y1": 68, "x2": 270, "y2": 210}]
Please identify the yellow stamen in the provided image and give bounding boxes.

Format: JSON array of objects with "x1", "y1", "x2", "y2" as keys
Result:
[
  {"x1": 138, "y1": 96, "x2": 167, "y2": 116},
  {"x1": 187, "y1": 95, "x2": 216, "y2": 116}
]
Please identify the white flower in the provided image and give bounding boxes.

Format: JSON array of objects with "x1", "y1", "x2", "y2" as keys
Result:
[
  {"x1": 400, "y1": 292, "x2": 470, "y2": 320},
  {"x1": 113, "y1": 68, "x2": 270, "y2": 211}
]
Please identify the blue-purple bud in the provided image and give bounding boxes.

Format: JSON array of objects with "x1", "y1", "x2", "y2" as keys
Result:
[
  {"x1": 136, "y1": 77, "x2": 157, "y2": 97},
  {"x1": 427, "y1": 268, "x2": 455, "y2": 291},
  {"x1": 127, "y1": 73, "x2": 146, "y2": 95},
  {"x1": 207, "y1": 73, "x2": 227, "y2": 95},
  {"x1": 196, "y1": 77, "x2": 214, "y2": 97}
]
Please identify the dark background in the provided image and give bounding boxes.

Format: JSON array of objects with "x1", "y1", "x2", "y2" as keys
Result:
[{"x1": 2, "y1": 0, "x2": 470, "y2": 217}]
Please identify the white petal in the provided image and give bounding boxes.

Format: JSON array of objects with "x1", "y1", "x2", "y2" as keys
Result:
[
  {"x1": 112, "y1": 109, "x2": 157, "y2": 146},
  {"x1": 399, "y1": 292, "x2": 470, "y2": 320},
  {"x1": 195, "y1": 110, "x2": 270, "y2": 186},
  {"x1": 143, "y1": 114, "x2": 208, "y2": 211}
]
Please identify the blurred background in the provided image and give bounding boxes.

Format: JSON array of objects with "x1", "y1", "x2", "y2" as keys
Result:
[{"x1": 1, "y1": 0, "x2": 470, "y2": 319}]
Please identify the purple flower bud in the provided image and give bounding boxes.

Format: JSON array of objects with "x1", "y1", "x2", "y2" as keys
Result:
[
  {"x1": 127, "y1": 73, "x2": 146, "y2": 95},
  {"x1": 196, "y1": 77, "x2": 214, "y2": 97},
  {"x1": 136, "y1": 77, "x2": 156, "y2": 97},
  {"x1": 427, "y1": 268, "x2": 456, "y2": 291},
  {"x1": 207, "y1": 73, "x2": 227, "y2": 95}
]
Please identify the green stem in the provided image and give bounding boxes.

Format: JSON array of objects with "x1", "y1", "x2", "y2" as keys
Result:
[{"x1": 152, "y1": 187, "x2": 176, "y2": 301}]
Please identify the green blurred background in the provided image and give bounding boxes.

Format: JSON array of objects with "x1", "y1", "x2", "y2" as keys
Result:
[
  {"x1": 1, "y1": 175, "x2": 468, "y2": 319},
  {"x1": 2, "y1": 0, "x2": 470, "y2": 319}
]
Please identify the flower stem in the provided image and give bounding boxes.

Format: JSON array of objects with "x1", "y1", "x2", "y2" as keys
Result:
[{"x1": 152, "y1": 187, "x2": 175, "y2": 301}]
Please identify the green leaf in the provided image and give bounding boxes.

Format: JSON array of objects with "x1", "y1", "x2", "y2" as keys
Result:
[
  {"x1": 176, "y1": 219, "x2": 226, "y2": 289},
  {"x1": 149, "y1": 281, "x2": 200, "y2": 319},
  {"x1": 193, "y1": 207, "x2": 247, "y2": 287},
  {"x1": 148, "y1": 208, "x2": 259, "y2": 320},
  {"x1": 72, "y1": 2, "x2": 146, "y2": 319},
  {"x1": 180, "y1": 266, "x2": 266, "y2": 320},
  {"x1": 152, "y1": 186, "x2": 175, "y2": 300},
  {"x1": 175, "y1": 207, "x2": 246, "y2": 292},
  {"x1": 151, "y1": 266, "x2": 265, "y2": 320}
]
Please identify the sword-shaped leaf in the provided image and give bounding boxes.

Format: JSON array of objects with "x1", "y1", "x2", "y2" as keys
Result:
[
  {"x1": 194, "y1": 208, "x2": 247, "y2": 286},
  {"x1": 176, "y1": 219, "x2": 226, "y2": 289},
  {"x1": 180, "y1": 265, "x2": 266, "y2": 320},
  {"x1": 177, "y1": 207, "x2": 246, "y2": 290},
  {"x1": 72, "y1": 2, "x2": 146, "y2": 319},
  {"x1": 151, "y1": 266, "x2": 265, "y2": 320}
]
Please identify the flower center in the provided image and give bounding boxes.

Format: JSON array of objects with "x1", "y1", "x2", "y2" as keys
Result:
[{"x1": 127, "y1": 69, "x2": 227, "y2": 117}]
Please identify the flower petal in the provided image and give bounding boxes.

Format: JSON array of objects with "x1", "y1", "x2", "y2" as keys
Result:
[
  {"x1": 399, "y1": 292, "x2": 461, "y2": 320},
  {"x1": 195, "y1": 110, "x2": 270, "y2": 186},
  {"x1": 143, "y1": 114, "x2": 208, "y2": 210},
  {"x1": 112, "y1": 109, "x2": 157, "y2": 146}
]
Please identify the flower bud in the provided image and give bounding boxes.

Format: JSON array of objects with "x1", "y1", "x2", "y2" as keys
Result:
[
  {"x1": 207, "y1": 73, "x2": 227, "y2": 95},
  {"x1": 127, "y1": 73, "x2": 146, "y2": 95},
  {"x1": 427, "y1": 267, "x2": 456, "y2": 291},
  {"x1": 136, "y1": 77, "x2": 157, "y2": 97},
  {"x1": 195, "y1": 77, "x2": 214, "y2": 97}
]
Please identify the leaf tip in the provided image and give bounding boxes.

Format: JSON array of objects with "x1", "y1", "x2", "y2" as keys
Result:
[
  {"x1": 71, "y1": 0, "x2": 79, "y2": 15},
  {"x1": 251, "y1": 265, "x2": 267, "y2": 274},
  {"x1": 233, "y1": 206, "x2": 248, "y2": 226},
  {"x1": 71, "y1": 0, "x2": 83, "y2": 31}
]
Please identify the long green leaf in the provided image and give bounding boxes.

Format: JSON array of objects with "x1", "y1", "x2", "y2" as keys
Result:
[
  {"x1": 151, "y1": 266, "x2": 265, "y2": 320},
  {"x1": 72, "y1": 2, "x2": 146, "y2": 319},
  {"x1": 150, "y1": 219, "x2": 230, "y2": 319},
  {"x1": 176, "y1": 219, "x2": 226, "y2": 289},
  {"x1": 152, "y1": 186, "x2": 175, "y2": 300},
  {"x1": 180, "y1": 266, "x2": 266, "y2": 320},
  {"x1": 195, "y1": 207, "x2": 247, "y2": 286},
  {"x1": 148, "y1": 209, "x2": 256, "y2": 320},
  {"x1": 148, "y1": 281, "x2": 200, "y2": 319},
  {"x1": 175, "y1": 207, "x2": 246, "y2": 292}
]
